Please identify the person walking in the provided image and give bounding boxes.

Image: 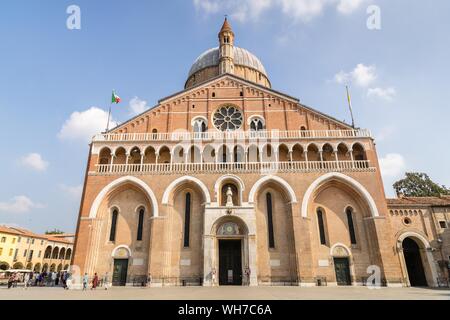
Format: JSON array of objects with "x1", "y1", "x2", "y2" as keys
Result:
[
  {"x1": 102, "y1": 273, "x2": 110, "y2": 290},
  {"x1": 82, "y1": 273, "x2": 89, "y2": 290},
  {"x1": 91, "y1": 273, "x2": 99, "y2": 290},
  {"x1": 23, "y1": 272, "x2": 31, "y2": 290},
  {"x1": 65, "y1": 273, "x2": 73, "y2": 290},
  {"x1": 7, "y1": 273, "x2": 14, "y2": 289},
  {"x1": 146, "y1": 273, "x2": 152, "y2": 287},
  {"x1": 51, "y1": 271, "x2": 57, "y2": 286},
  {"x1": 61, "y1": 272, "x2": 67, "y2": 289},
  {"x1": 12, "y1": 272, "x2": 19, "y2": 288}
]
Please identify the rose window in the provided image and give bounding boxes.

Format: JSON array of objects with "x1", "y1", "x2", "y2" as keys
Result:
[{"x1": 213, "y1": 106, "x2": 243, "y2": 131}]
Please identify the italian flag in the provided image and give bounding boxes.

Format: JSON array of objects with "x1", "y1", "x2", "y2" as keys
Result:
[{"x1": 111, "y1": 91, "x2": 121, "y2": 104}]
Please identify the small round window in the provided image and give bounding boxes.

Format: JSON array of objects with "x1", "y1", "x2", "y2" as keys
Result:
[
  {"x1": 213, "y1": 105, "x2": 243, "y2": 131},
  {"x1": 403, "y1": 217, "x2": 412, "y2": 226}
]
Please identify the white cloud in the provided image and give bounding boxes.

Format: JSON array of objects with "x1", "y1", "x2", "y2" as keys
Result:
[
  {"x1": 129, "y1": 97, "x2": 151, "y2": 116},
  {"x1": 337, "y1": 0, "x2": 366, "y2": 15},
  {"x1": 58, "y1": 107, "x2": 117, "y2": 142},
  {"x1": 0, "y1": 196, "x2": 45, "y2": 214},
  {"x1": 379, "y1": 153, "x2": 406, "y2": 178},
  {"x1": 193, "y1": 0, "x2": 220, "y2": 14},
  {"x1": 367, "y1": 87, "x2": 396, "y2": 101},
  {"x1": 278, "y1": 0, "x2": 329, "y2": 22},
  {"x1": 375, "y1": 126, "x2": 395, "y2": 142},
  {"x1": 335, "y1": 64, "x2": 377, "y2": 87},
  {"x1": 20, "y1": 153, "x2": 49, "y2": 172},
  {"x1": 60, "y1": 184, "x2": 83, "y2": 199},
  {"x1": 193, "y1": 0, "x2": 364, "y2": 23}
]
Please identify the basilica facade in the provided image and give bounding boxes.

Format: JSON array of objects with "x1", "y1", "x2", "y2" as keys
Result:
[{"x1": 72, "y1": 19, "x2": 450, "y2": 288}]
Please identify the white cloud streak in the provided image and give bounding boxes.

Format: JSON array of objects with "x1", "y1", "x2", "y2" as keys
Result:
[
  {"x1": 129, "y1": 97, "x2": 151, "y2": 116},
  {"x1": 60, "y1": 184, "x2": 83, "y2": 199},
  {"x1": 337, "y1": 0, "x2": 366, "y2": 15},
  {"x1": 20, "y1": 153, "x2": 49, "y2": 172},
  {"x1": 367, "y1": 87, "x2": 397, "y2": 101},
  {"x1": 335, "y1": 64, "x2": 377, "y2": 87},
  {"x1": 58, "y1": 107, "x2": 117, "y2": 143},
  {"x1": 0, "y1": 196, "x2": 45, "y2": 214},
  {"x1": 193, "y1": 0, "x2": 366, "y2": 23},
  {"x1": 379, "y1": 153, "x2": 406, "y2": 178}
]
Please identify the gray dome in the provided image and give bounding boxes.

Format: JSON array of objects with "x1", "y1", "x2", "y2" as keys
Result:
[{"x1": 188, "y1": 47, "x2": 268, "y2": 78}]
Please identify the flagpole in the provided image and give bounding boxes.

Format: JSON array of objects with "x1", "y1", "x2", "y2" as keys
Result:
[
  {"x1": 346, "y1": 85, "x2": 356, "y2": 128},
  {"x1": 106, "y1": 90, "x2": 115, "y2": 132},
  {"x1": 106, "y1": 103, "x2": 112, "y2": 132}
]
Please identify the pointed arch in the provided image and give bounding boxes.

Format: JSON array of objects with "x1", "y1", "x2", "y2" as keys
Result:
[
  {"x1": 214, "y1": 174, "x2": 245, "y2": 204},
  {"x1": 162, "y1": 176, "x2": 211, "y2": 205},
  {"x1": 301, "y1": 172, "x2": 379, "y2": 218},
  {"x1": 89, "y1": 176, "x2": 159, "y2": 218},
  {"x1": 112, "y1": 245, "x2": 132, "y2": 258},
  {"x1": 248, "y1": 175, "x2": 297, "y2": 204}
]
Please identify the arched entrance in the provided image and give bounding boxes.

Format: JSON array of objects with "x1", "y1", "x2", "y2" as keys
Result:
[
  {"x1": 217, "y1": 222, "x2": 244, "y2": 286},
  {"x1": 331, "y1": 244, "x2": 352, "y2": 286},
  {"x1": 0, "y1": 262, "x2": 9, "y2": 271},
  {"x1": 208, "y1": 216, "x2": 251, "y2": 286},
  {"x1": 403, "y1": 238, "x2": 427, "y2": 287},
  {"x1": 112, "y1": 246, "x2": 131, "y2": 286}
]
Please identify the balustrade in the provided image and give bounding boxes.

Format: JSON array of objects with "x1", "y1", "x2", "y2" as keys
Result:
[{"x1": 94, "y1": 160, "x2": 374, "y2": 175}]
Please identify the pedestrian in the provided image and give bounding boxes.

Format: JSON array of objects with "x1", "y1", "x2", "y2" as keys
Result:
[
  {"x1": 51, "y1": 271, "x2": 57, "y2": 286},
  {"x1": 13, "y1": 272, "x2": 19, "y2": 288},
  {"x1": 65, "y1": 273, "x2": 73, "y2": 290},
  {"x1": 24, "y1": 272, "x2": 31, "y2": 290},
  {"x1": 211, "y1": 268, "x2": 217, "y2": 286},
  {"x1": 61, "y1": 272, "x2": 67, "y2": 289},
  {"x1": 146, "y1": 273, "x2": 152, "y2": 287},
  {"x1": 102, "y1": 272, "x2": 111, "y2": 290},
  {"x1": 91, "y1": 273, "x2": 99, "y2": 290},
  {"x1": 7, "y1": 273, "x2": 14, "y2": 289},
  {"x1": 82, "y1": 273, "x2": 89, "y2": 290},
  {"x1": 55, "y1": 272, "x2": 60, "y2": 286}
]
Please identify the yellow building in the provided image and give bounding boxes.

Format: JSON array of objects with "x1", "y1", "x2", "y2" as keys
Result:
[{"x1": 0, "y1": 225, "x2": 74, "y2": 272}]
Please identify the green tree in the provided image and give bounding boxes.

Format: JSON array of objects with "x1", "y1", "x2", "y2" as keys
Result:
[
  {"x1": 393, "y1": 172, "x2": 450, "y2": 197},
  {"x1": 45, "y1": 229, "x2": 64, "y2": 235}
]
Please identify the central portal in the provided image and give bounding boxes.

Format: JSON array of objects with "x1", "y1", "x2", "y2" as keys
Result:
[{"x1": 219, "y1": 240, "x2": 242, "y2": 286}]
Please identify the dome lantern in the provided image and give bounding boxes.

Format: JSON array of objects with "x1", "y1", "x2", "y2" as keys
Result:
[{"x1": 185, "y1": 19, "x2": 271, "y2": 89}]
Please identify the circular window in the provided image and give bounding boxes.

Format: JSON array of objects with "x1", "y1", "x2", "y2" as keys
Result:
[
  {"x1": 213, "y1": 105, "x2": 243, "y2": 131},
  {"x1": 403, "y1": 217, "x2": 412, "y2": 226}
]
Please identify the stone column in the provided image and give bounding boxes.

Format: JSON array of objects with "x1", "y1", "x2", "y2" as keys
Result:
[
  {"x1": 203, "y1": 235, "x2": 215, "y2": 286},
  {"x1": 109, "y1": 154, "x2": 115, "y2": 173},
  {"x1": 248, "y1": 235, "x2": 258, "y2": 286}
]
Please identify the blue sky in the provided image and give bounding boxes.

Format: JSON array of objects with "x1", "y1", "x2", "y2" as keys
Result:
[{"x1": 0, "y1": 0, "x2": 449, "y2": 233}]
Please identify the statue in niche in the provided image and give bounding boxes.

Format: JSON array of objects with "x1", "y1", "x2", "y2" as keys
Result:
[{"x1": 226, "y1": 186, "x2": 234, "y2": 207}]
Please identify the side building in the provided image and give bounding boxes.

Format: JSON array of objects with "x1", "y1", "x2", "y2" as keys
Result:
[
  {"x1": 387, "y1": 195, "x2": 450, "y2": 287},
  {"x1": 0, "y1": 226, "x2": 74, "y2": 273}
]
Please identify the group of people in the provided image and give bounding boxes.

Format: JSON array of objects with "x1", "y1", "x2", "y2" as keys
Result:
[
  {"x1": 5, "y1": 271, "x2": 154, "y2": 290},
  {"x1": 82, "y1": 273, "x2": 110, "y2": 290},
  {"x1": 7, "y1": 271, "x2": 71, "y2": 289}
]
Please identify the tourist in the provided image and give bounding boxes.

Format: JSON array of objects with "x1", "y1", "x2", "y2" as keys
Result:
[
  {"x1": 211, "y1": 268, "x2": 217, "y2": 286},
  {"x1": 23, "y1": 272, "x2": 31, "y2": 290},
  {"x1": 61, "y1": 272, "x2": 67, "y2": 289},
  {"x1": 91, "y1": 273, "x2": 99, "y2": 290},
  {"x1": 13, "y1": 272, "x2": 19, "y2": 288},
  {"x1": 65, "y1": 273, "x2": 73, "y2": 290},
  {"x1": 51, "y1": 271, "x2": 57, "y2": 286},
  {"x1": 82, "y1": 273, "x2": 89, "y2": 290},
  {"x1": 102, "y1": 272, "x2": 110, "y2": 290},
  {"x1": 7, "y1": 273, "x2": 15, "y2": 289},
  {"x1": 146, "y1": 273, "x2": 152, "y2": 287}
]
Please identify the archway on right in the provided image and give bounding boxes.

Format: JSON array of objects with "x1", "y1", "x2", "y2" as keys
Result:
[{"x1": 402, "y1": 238, "x2": 427, "y2": 287}]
